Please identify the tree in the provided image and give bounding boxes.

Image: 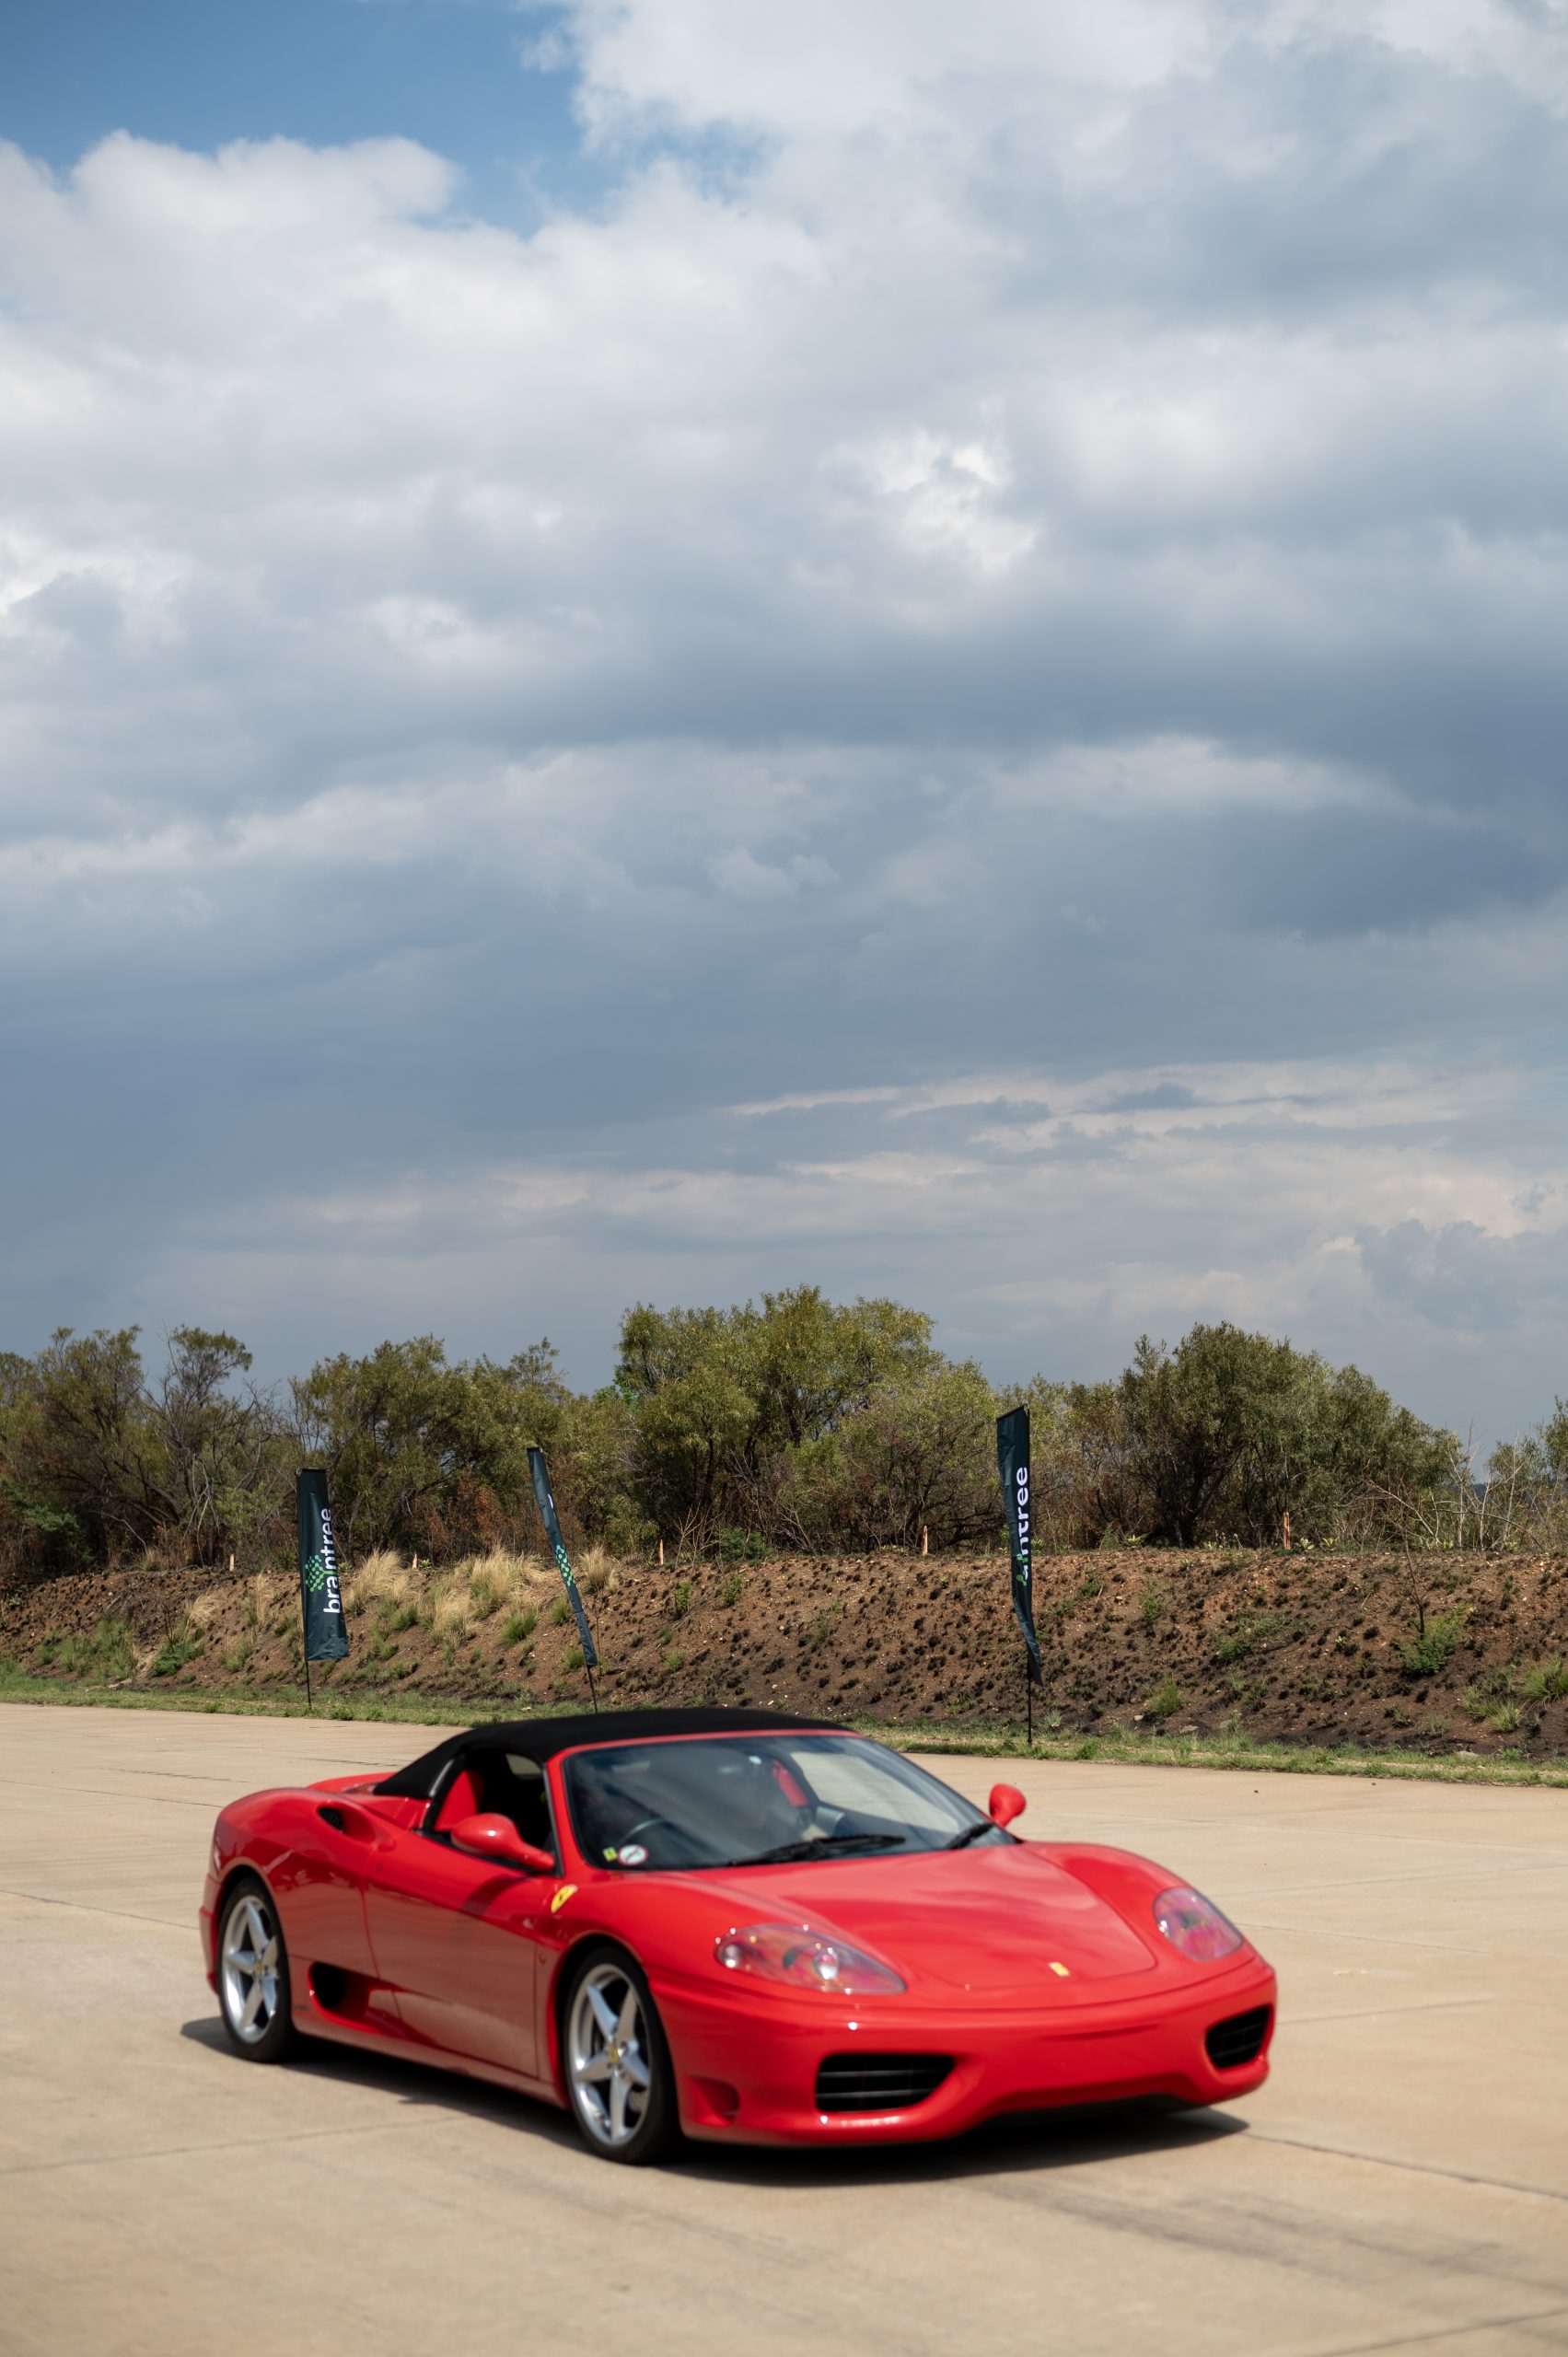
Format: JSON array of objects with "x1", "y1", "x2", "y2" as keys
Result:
[{"x1": 147, "y1": 1329, "x2": 281, "y2": 1566}]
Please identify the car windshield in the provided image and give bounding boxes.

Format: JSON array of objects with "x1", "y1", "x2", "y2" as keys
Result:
[{"x1": 563, "y1": 1733, "x2": 1001, "y2": 1871}]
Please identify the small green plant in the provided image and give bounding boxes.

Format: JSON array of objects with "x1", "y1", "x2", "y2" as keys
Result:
[
  {"x1": 1488, "y1": 1700, "x2": 1521, "y2": 1734},
  {"x1": 222, "y1": 1637, "x2": 255, "y2": 1676},
  {"x1": 41, "y1": 1618, "x2": 134, "y2": 1681},
  {"x1": 385, "y1": 1601, "x2": 420, "y2": 1633},
  {"x1": 1138, "y1": 1580, "x2": 1166, "y2": 1631},
  {"x1": 664, "y1": 1646, "x2": 687, "y2": 1673},
  {"x1": 562, "y1": 1644, "x2": 586, "y2": 1674},
  {"x1": 1078, "y1": 1568, "x2": 1105, "y2": 1599},
  {"x1": 469, "y1": 1575, "x2": 502, "y2": 1620},
  {"x1": 499, "y1": 1606, "x2": 538, "y2": 1646},
  {"x1": 1398, "y1": 1613, "x2": 1465, "y2": 1678},
  {"x1": 1522, "y1": 1656, "x2": 1568, "y2": 1703},
  {"x1": 1214, "y1": 1610, "x2": 1292, "y2": 1664},
  {"x1": 718, "y1": 1570, "x2": 744, "y2": 1608},
  {"x1": 1144, "y1": 1676, "x2": 1182, "y2": 1721},
  {"x1": 548, "y1": 1596, "x2": 572, "y2": 1628},
  {"x1": 150, "y1": 1630, "x2": 201, "y2": 1678},
  {"x1": 671, "y1": 1580, "x2": 692, "y2": 1619},
  {"x1": 718, "y1": 1527, "x2": 766, "y2": 1563}
]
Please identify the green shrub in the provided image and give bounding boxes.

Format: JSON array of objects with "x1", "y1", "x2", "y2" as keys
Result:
[
  {"x1": 1138, "y1": 1580, "x2": 1166, "y2": 1631},
  {"x1": 1144, "y1": 1675, "x2": 1182, "y2": 1720},
  {"x1": 1398, "y1": 1613, "x2": 1464, "y2": 1677},
  {"x1": 500, "y1": 1606, "x2": 538, "y2": 1646},
  {"x1": 41, "y1": 1618, "x2": 134, "y2": 1681},
  {"x1": 548, "y1": 1596, "x2": 572, "y2": 1628},
  {"x1": 1521, "y1": 1656, "x2": 1568, "y2": 1703},
  {"x1": 562, "y1": 1644, "x2": 585, "y2": 1674},
  {"x1": 671, "y1": 1580, "x2": 692, "y2": 1619},
  {"x1": 150, "y1": 1630, "x2": 201, "y2": 1678},
  {"x1": 665, "y1": 1646, "x2": 687, "y2": 1673},
  {"x1": 469, "y1": 1574, "x2": 502, "y2": 1620},
  {"x1": 718, "y1": 1528, "x2": 766, "y2": 1562},
  {"x1": 718, "y1": 1570, "x2": 744, "y2": 1607}
]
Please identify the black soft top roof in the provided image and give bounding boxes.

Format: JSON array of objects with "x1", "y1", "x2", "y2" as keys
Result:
[{"x1": 374, "y1": 1706, "x2": 845, "y2": 1800}]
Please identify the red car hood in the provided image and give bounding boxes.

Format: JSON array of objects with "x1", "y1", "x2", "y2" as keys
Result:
[{"x1": 667, "y1": 1841, "x2": 1159, "y2": 1996}]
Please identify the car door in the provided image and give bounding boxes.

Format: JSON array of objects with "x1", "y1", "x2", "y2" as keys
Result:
[
  {"x1": 361, "y1": 1749, "x2": 552, "y2": 2082},
  {"x1": 278, "y1": 1792, "x2": 385, "y2": 1980}
]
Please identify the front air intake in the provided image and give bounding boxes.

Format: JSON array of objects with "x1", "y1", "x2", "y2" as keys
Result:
[
  {"x1": 1204, "y1": 2005, "x2": 1272, "y2": 2070},
  {"x1": 814, "y1": 2053, "x2": 953, "y2": 2113}
]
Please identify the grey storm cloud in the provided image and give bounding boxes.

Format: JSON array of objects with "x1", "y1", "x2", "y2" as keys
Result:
[{"x1": 4, "y1": 0, "x2": 1568, "y2": 1441}]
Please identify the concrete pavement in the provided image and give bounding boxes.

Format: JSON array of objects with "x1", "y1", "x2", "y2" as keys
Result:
[{"x1": 1, "y1": 1702, "x2": 1565, "y2": 2357}]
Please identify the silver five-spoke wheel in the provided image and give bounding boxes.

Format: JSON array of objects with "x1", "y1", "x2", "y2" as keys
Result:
[
  {"x1": 563, "y1": 1951, "x2": 674, "y2": 2163},
  {"x1": 217, "y1": 1880, "x2": 296, "y2": 2061}
]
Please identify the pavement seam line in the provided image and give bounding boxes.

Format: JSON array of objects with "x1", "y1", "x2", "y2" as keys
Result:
[
  {"x1": 1310, "y1": 2298, "x2": 1568, "y2": 2354},
  {"x1": 1245, "y1": 2131, "x2": 1568, "y2": 2208}
]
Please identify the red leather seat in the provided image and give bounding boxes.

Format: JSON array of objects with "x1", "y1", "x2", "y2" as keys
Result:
[{"x1": 433, "y1": 1767, "x2": 483, "y2": 1832}]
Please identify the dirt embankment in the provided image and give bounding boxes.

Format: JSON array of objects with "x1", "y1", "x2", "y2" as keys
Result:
[{"x1": 5, "y1": 1547, "x2": 1568, "y2": 1756}]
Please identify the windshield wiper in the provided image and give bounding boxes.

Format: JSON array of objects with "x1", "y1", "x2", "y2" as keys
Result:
[
  {"x1": 944, "y1": 1819, "x2": 998, "y2": 1850},
  {"x1": 727, "y1": 1832, "x2": 908, "y2": 1866}
]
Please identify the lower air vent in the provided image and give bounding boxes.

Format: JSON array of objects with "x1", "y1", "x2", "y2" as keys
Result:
[
  {"x1": 815, "y1": 2053, "x2": 953, "y2": 2114},
  {"x1": 1205, "y1": 2005, "x2": 1272, "y2": 2070}
]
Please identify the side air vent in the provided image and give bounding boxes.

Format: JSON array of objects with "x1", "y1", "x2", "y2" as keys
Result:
[
  {"x1": 1205, "y1": 2006, "x2": 1272, "y2": 2070},
  {"x1": 815, "y1": 2053, "x2": 953, "y2": 2114}
]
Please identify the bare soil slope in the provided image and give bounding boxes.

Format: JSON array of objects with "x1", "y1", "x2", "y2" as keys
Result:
[{"x1": 6, "y1": 1546, "x2": 1568, "y2": 1757}]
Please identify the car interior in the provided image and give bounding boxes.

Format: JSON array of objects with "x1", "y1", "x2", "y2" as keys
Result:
[{"x1": 429, "y1": 1747, "x2": 557, "y2": 1858}]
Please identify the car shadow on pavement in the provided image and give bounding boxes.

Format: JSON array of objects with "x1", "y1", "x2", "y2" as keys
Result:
[{"x1": 180, "y1": 2014, "x2": 1247, "y2": 2183}]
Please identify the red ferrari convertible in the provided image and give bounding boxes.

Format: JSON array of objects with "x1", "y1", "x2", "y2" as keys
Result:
[{"x1": 201, "y1": 1707, "x2": 1275, "y2": 2164}]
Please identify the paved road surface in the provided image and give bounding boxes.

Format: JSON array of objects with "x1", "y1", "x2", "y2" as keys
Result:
[{"x1": 2, "y1": 1703, "x2": 1565, "y2": 2357}]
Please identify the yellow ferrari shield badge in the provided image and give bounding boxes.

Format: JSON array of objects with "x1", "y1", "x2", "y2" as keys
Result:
[{"x1": 550, "y1": 1884, "x2": 578, "y2": 1915}]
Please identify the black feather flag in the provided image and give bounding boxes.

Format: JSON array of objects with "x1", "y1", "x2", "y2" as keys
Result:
[
  {"x1": 296, "y1": 1469, "x2": 349, "y2": 1701},
  {"x1": 996, "y1": 1408, "x2": 1042, "y2": 1693},
  {"x1": 528, "y1": 1446, "x2": 599, "y2": 1679}
]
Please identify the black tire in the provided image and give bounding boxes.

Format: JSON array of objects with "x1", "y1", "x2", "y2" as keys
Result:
[
  {"x1": 561, "y1": 1943, "x2": 679, "y2": 2165},
  {"x1": 216, "y1": 1874, "x2": 298, "y2": 2063}
]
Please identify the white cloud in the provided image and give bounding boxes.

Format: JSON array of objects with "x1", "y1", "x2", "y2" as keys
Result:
[{"x1": 5, "y1": 1, "x2": 1568, "y2": 1436}]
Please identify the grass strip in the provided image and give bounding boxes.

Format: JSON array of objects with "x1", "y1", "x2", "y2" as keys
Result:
[{"x1": 2, "y1": 1667, "x2": 1565, "y2": 1785}]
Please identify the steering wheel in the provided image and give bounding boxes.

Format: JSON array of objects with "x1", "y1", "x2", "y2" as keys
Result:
[{"x1": 615, "y1": 1815, "x2": 707, "y2": 1864}]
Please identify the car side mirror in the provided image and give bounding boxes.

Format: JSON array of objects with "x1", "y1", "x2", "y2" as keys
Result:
[
  {"x1": 988, "y1": 1782, "x2": 1027, "y2": 1829},
  {"x1": 448, "y1": 1813, "x2": 555, "y2": 1875}
]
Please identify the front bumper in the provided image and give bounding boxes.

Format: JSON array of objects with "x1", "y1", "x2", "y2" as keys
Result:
[{"x1": 658, "y1": 1956, "x2": 1276, "y2": 2145}]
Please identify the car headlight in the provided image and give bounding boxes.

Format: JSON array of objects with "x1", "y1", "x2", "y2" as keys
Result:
[
  {"x1": 1153, "y1": 1887, "x2": 1243, "y2": 1962},
  {"x1": 714, "y1": 1922, "x2": 906, "y2": 1994}
]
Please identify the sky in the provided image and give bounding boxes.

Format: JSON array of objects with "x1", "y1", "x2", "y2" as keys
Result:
[{"x1": 3, "y1": 0, "x2": 1567, "y2": 1445}]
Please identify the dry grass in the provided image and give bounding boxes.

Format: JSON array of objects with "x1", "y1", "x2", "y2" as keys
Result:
[
  {"x1": 343, "y1": 1550, "x2": 409, "y2": 1613},
  {"x1": 343, "y1": 1548, "x2": 563, "y2": 1617}
]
